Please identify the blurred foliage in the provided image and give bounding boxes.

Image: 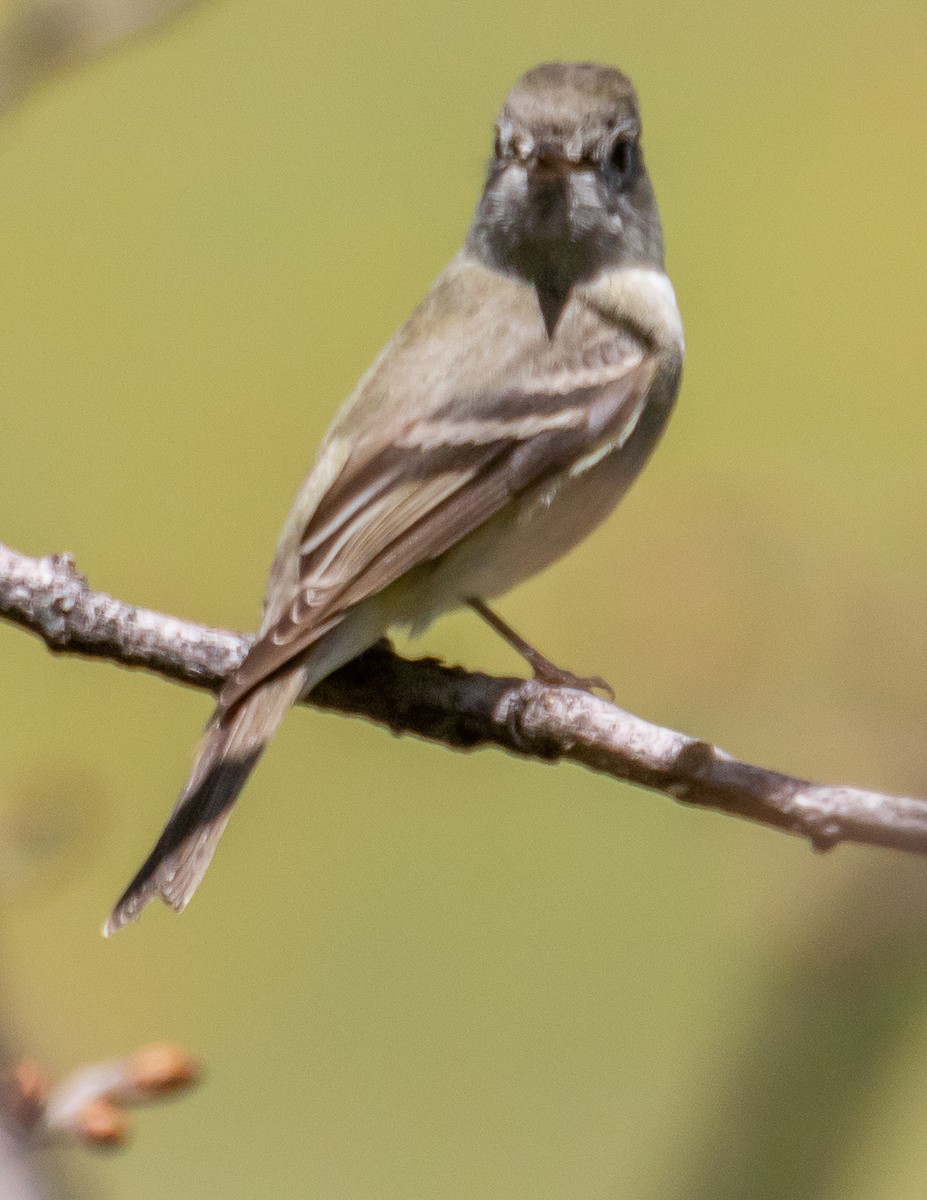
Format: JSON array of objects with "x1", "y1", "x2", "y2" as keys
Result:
[{"x1": 0, "y1": 0, "x2": 926, "y2": 1196}]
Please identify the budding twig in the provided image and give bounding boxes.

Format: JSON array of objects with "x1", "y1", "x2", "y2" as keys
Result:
[
  {"x1": 0, "y1": 0, "x2": 208, "y2": 119},
  {"x1": 1, "y1": 1043, "x2": 199, "y2": 1151}
]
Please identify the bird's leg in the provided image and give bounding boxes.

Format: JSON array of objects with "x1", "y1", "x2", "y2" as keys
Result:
[{"x1": 466, "y1": 598, "x2": 614, "y2": 698}]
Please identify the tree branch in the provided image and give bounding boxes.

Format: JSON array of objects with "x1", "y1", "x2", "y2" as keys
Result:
[
  {"x1": 3, "y1": 1043, "x2": 199, "y2": 1151},
  {"x1": 0, "y1": 0, "x2": 210, "y2": 119},
  {"x1": 3, "y1": 541, "x2": 927, "y2": 857}
]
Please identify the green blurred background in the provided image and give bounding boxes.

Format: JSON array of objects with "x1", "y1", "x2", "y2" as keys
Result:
[{"x1": 1, "y1": 0, "x2": 926, "y2": 1195}]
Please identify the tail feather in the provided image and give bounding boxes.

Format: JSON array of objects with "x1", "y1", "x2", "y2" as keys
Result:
[{"x1": 103, "y1": 669, "x2": 305, "y2": 936}]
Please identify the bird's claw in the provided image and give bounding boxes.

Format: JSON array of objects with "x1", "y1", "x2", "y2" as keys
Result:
[{"x1": 531, "y1": 663, "x2": 615, "y2": 700}]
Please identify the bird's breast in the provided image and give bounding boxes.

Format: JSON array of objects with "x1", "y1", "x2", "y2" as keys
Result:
[{"x1": 386, "y1": 421, "x2": 659, "y2": 637}]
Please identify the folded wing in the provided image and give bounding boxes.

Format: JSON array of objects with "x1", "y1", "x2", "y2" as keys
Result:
[{"x1": 219, "y1": 345, "x2": 654, "y2": 714}]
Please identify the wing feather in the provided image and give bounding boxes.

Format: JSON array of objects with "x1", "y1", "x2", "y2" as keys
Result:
[{"x1": 218, "y1": 349, "x2": 654, "y2": 713}]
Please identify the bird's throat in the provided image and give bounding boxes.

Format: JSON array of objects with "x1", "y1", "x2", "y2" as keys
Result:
[{"x1": 533, "y1": 270, "x2": 573, "y2": 338}]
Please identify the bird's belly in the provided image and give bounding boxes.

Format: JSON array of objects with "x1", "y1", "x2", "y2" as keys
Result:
[{"x1": 383, "y1": 442, "x2": 636, "y2": 636}]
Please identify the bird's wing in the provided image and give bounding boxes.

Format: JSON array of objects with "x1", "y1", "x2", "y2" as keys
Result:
[{"x1": 218, "y1": 337, "x2": 655, "y2": 714}]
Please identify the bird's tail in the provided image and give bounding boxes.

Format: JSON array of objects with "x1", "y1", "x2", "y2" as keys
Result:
[{"x1": 103, "y1": 667, "x2": 306, "y2": 936}]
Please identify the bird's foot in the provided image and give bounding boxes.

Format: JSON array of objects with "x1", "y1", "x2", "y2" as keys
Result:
[{"x1": 525, "y1": 654, "x2": 615, "y2": 700}]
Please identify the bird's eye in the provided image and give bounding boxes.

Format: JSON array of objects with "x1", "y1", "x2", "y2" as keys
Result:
[{"x1": 607, "y1": 138, "x2": 638, "y2": 184}]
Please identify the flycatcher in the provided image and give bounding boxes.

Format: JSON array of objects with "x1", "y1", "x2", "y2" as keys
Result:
[{"x1": 105, "y1": 61, "x2": 684, "y2": 934}]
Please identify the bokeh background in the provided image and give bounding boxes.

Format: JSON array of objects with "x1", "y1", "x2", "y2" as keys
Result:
[{"x1": 1, "y1": 0, "x2": 926, "y2": 1195}]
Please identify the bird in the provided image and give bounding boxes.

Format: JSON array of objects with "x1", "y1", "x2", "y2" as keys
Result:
[{"x1": 104, "y1": 61, "x2": 684, "y2": 935}]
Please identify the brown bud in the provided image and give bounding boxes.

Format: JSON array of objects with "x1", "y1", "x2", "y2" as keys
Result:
[
  {"x1": 14, "y1": 1061, "x2": 48, "y2": 1106},
  {"x1": 128, "y1": 1043, "x2": 199, "y2": 1097},
  {"x1": 75, "y1": 1098, "x2": 128, "y2": 1149},
  {"x1": 6, "y1": 1061, "x2": 48, "y2": 1130}
]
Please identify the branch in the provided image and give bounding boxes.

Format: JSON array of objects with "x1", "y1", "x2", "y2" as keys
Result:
[
  {"x1": 0, "y1": 1040, "x2": 197, "y2": 1200},
  {"x1": 0, "y1": 0, "x2": 210, "y2": 119},
  {"x1": 3, "y1": 541, "x2": 927, "y2": 857},
  {"x1": 3, "y1": 1042, "x2": 199, "y2": 1150}
]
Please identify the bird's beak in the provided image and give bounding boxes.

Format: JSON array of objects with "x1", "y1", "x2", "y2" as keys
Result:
[{"x1": 528, "y1": 143, "x2": 574, "y2": 179}]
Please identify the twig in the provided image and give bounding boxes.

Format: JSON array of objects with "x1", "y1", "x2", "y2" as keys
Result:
[
  {"x1": 0, "y1": 0, "x2": 209, "y2": 118},
  {"x1": 2, "y1": 1043, "x2": 199, "y2": 1150},
  {"x1": 3, "y1": 541, "x2": 927, "y2": 857}
]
